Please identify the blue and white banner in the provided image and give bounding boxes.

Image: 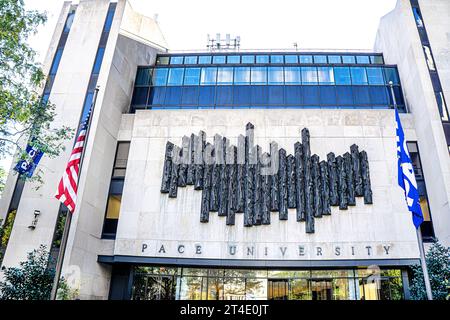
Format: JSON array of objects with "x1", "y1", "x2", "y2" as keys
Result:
[
  {"x1": 395, "y1": 109, "x2": 424, "y2": 229},
  {"x1": 14, "y1": 143, "x2": 44, "y2": 177}
]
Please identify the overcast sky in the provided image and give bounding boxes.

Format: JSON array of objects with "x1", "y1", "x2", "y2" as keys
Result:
[{"x1": 1, "y1": 0, "x2": 396, "y2": 175}]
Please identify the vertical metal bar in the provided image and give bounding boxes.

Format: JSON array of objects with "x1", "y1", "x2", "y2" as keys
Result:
[{"x1": 416, "y1": 228, "x2": 433, "y2": 300}]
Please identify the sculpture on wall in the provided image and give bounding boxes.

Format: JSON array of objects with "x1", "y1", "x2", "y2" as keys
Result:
[{"x1": 160, "y1": 123, "x2": 373, "y2": 234}]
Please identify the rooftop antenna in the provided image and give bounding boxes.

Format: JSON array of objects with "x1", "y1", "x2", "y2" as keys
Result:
[
  {"x1": 293, "y1": 42, "x2": 298, "y2": 51},
  {"x1": 207, "y1": 33, "x2": 241, "y2": 52}
]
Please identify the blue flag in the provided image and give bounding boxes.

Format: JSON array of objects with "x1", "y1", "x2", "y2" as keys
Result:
[
  {"x1": 14, "y1": 143, "x2": 44, "y2": 178},
  {"x1": 395, "y1": 109, "x2": 424, "y2": 229}
]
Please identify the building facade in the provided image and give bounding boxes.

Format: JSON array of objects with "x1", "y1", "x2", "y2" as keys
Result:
[{"x1": 0, "y1": 0, "x2": 449, "y2": 300}]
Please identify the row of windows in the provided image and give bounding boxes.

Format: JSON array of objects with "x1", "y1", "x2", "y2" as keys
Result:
[
  {"x1": 156, "y1": 54, "x2": 384, "y2": 66},
  {"x1": 131, "y1": 85, "x2": 405, "y2": 111},
  {"x1": 136, "y1": 66, "x2": 399, "y2": 87}
]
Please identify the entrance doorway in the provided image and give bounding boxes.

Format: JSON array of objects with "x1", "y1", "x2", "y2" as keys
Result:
[
  {"x1": 311, "y1": 279, "x2": 333, "y2": 300},
  {"x1": 268, "y1": 279, "x2": 289, "y2": 300}
]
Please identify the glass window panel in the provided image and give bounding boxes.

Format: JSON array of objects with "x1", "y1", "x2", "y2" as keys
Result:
[
  {"x1": 284, "y1": 55, "x2": 298, "y2": 64},
  {"x1": 198, "y1": 56, "x2": 212, "y2": 64},
  {"x1": 200, "y1": 67, "x2": 217, "y2": 85},
  {"x1": 241, "y1": 55, "x2": 255, "y2": 63},
  {"x1": 383, "y1": 67, "x2": 399, "y2": 85},
  {"x1": 234, "y1": 67, "x2": 250, "y2": 85},
  {"x1": 233, "y1": 86, "x2": 251, "y2": 105},
  {"x1": 135, "y1": 68, "x2": 151, "y2": 86},
  {"x1": 50, "y1": 48, "x2": 63, "y2": 75},
  {"x1": 183, "y1": 68, "x2": 201, "y2": 85},
  {"x1": 256, "y1": 55, "x2": 269, "y2": 63},
  {"x1": 184, "y1": 56, "x2": 197, "y2": 64},
  {"x1": 213, "y1": 55, "x2": 226, "y2": 64},
  {"x1": 356, "y1": 55, "x2": 370, "y2": 64},
  {"x1": 92, "y1": 47, "x2": 105, "y2": 74},
  {"x1": 412, "y1": 7, "x2": 424, "y2": 28},
  {"x1": 370, "y1": 55, "x2": 384, "y2": 64},
  {"x1": 148, "y1": 87, "x2": 165, "y2": 105},
  {"x1": 317, "y1": 67, "x2": 334, "y2": 85},
  {"x1": 336, "y1": 86, "x2": 353, "y2": 105},
  {"x1": 284, "y1": 86, "x2": 302, "y2": 105},
  {"x1": 64, "y1": 11, "x2": 75, "y2": 33},
  {"x1": 224, "y1": 277, "x2": 246, "y2": 300},
  {"x1": 164, "y1": 86, "x2": 182, "y2": 105},
  {"x1": 181, "y1": 87, "x2": 199, "y2": 105},
  {"x1": 284, "y1": 67, "x2": 301, "y2": 84},
  {"x1": 353, "y1": 86, "x2": 370, "y2": 104},
  {"x1": 106, "y1": 195, "x2": 121, "y2": 219},
  {"x1": 41, "y1": 93, "x2": 50, "y2": 106},
  {"x1": 268, "y1": 67, "x2": 284, "y2": 84},
  {"x1": 179, "y1": 276, "x2": 204, "y2": 300},
  {"x1": 245, "y1": 278, "x2": 267, "y2": 300},
  {"x1": 268, "y1": 86, "x2": 284, "y2": 104},
  {"x1": 319, "y1": 86, "x2": 337, "y2": 105},
  {"x1": 167, "y1": 68, "x2": 184, "y2": 86},
  {"x1": 103, "y1": 8, "x2": 115, "y2": 32},
  {"x1": 302, "y1": 86, "x2": 319, "y2": 104},
  {"x1": 156, "y1": 56, "x2": 169, "y2": 65},
  {"x1": 227, "y1": 55, "x2": 240, "y2": 64},
  {"x1": 342, "y1": 55, "x2": 356, "y2": 64},
  {"x1": 199, "y1": 86, "x2": 215, "y2": 105},
  {"x1": 270, "y1": 55, "x2": 284, "y2": 64},
  {"x1": 350, "y1": 67, "x2": 368, "y2": 85},
  {"x1": 334, "y1": 67, "x2": 351, "y2": 85},
  {"x1": 290, "y1": 279, "x2": 311, "y2": 300},
  {"x1": 313, "y1": 55, "x2": 327, "y2": 64},
  {"x1": 366, "y1": 67, "x2": 384, "y2": 85},
  {"x1": 423, "y1": 45, "x2": 436, "y2": 71},
  {"x1": 328, "y1": 55, "x2": 341, "y2": 64},
  {"x1": 251, "y1": 86, "x2": 268, "y2": 104},
  {"x1": 131, "y1": 87, "x2": 149, "y2": 105},
  {"x1": 436, "y1": 91, "x2": 449, "y2": 121},
  {"x1": 301, "y1": 67, "x2": 318, "y2": 84},
  {"x1": 217, "y1": 67, "x2": 233, "y2": 85},
  {"x1": 215, "y1": 86, "x2": 233, "y2": 105},
  {"x1": 369, "y1": 86, "x2": 388, "y2": 105},
  {"x1": 81, "y1": 92, "x2": 94, "y2": 122},
  {"x1": 251, "y1": 67, "x2": 267, "y2": 84},
  {"x1": 299, "y1": 55, "x2": 313, "y2": 64},
  {"x1": 170, "y1": 56, "x2": 184, "y2": 64}
]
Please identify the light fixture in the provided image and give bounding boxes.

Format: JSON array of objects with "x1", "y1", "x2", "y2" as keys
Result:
[{"x1": 28, "y1": 210, "x2": 40, "y2": 230}]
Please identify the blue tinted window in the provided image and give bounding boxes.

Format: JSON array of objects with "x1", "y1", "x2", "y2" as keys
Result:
[
  {"x1": 350, "y1": 67, "x2": 368, "y2": 85},
  {"x1": 131, "y1": 87, "x2": 148, "y2": 105},
  {"x1": 336, "y1": 86, "x2": 353, "y2": 105},
  {"x1": 184, "y1": 68, "x2": 201, "y2": 85},
  {"x1": 366, "y1": 67, "x2": 384, "y2": 85},
  {"x1": 268, "y1": 67, "x2": 284, "y2": 84},
  {"x1": 303, "y1": 86, "x2": 319, "y2": 104},
  {"x1": 252, "y1": 86, "x2": 268, "y2": 104},
  {"x1": 233, "y1": 86, "x2": 251, "y2": 104},
  {"x1": 152, "y1": 68, "x2": 168, "y2": 86},
  {"x1": 313, "y1": 55, "x2": 327, "y2": 64},
  {"x1": 319, "y1": 86, "x2": 337, "y2": 105},
  {"x1": 135, "y1": 68, "x2": 151, "y2": 85},
  {"x1": 412, "y1": 7, "x2": 424, "y2": 28},
  {"x1": 167, "y1": 68, "x2": 184, "y2": 86},
  {"x1": 356, "y1": 55, "x2": 370, "y2": 64},
  {"x1": 384, "y1": 67, "x2": 399, "y2": 85},
  {"x1": 317, "y1": 67, "x2": 334, "y2": 85},
  {"x1": 170, "y1": 56, "x2": 184, "y2": 64},
  {"x1": 353, "y1": 86, "x2": 370, "y2": 104},
  {"x1": 241, "y1": 55, "x2": 255, "y2": 63},
  {"x1": 198, "y1": 56, "x2": 212, "y2": 64},
  {"x1": 149, "y1": 87, "x2": 166, "y2": 104},
  {"x1": 165, "y1": 87, "x2": 182, "y2": 105},
  {"x1": 301, "y1": 67, "x2": 318, "y2": 84},
  {"x1": 181, "y1": 87, "x2": 199, "y2": 105},
  {"x1": 216, "y1": 86, "x2": 233, "y2": 105},
  {"x1": 369, "y1": 86, "x2": 388, "y2": 105},
  {"x1": 227, "y1": 55, "x2": 240, "y2": 64},
  {"x1": 285, "y1": 86, "x2": 302, "y2": 104},
  {"x1": 156, "y1": 56, "x2": 169, "y2": 65},
  {"x1": 217, "y1": 67, "x2": 233, "y2": 85},
  {"x1": 256, "y1": 55, "x2": 269, "y2": 63},
  {"x1": 200, "y1": 67, "x2": 217, "y2": 85},
  {"x1": 184, "y1": 56, "x2": 197, "y2": 64},
  {"x1": 81, "y1": 92, "x2": 94, "y2": 122},
  {"x1": 41, "y1": 93, "x2": 50, "y2": 106},
  {"x1": 50, "y1": 48, "x2": 63, "y2": 75},
  {"x1": 342, "y1": 56, "x2": 356, "y2": 64},
  {"x1": 64, "y1": 11, "x2": 75, "y2": 33},
  {"x1": 103, "y1": 8, "x2": 115, "y2": 32},
  {"x1": 270, "y1": 55, "x2": 283, "y2": 64},
  {"x1": 334, "y1": 67, "x2": 351, "y2": 85},
  {"x1": 199, "y1": 86, "x2": 215, "y2": 105},
  {"x1": 92, "y1": 47, "x2": 105, "y2": 74},
  {"x1": 328, "y1": 55, "x2": 341, "y2": 64},
  {"x1": 251, "y1": 67, "x2": 267, "y2": 84},
  {"x1": 284, "y1": 67, "x2": 301, "y2": 84},
  {"x1": 234, "y1": 67, "x2": 250, "y2": 84},
  {"x1": 284, "y1": 55, "x2": 298, "y2": 64},
  {"x1": 268, "y1": 86, "x2": 284, "y2": 104},
  {"x1": 299, "y1": 55, "x2": 313, "y2": 64},
  {"x1": 213, "y1": 56, "x2": 226, "y2": 64},
  {"x1": 370, "y1": 55, "x2": 383, "y2": 64}
]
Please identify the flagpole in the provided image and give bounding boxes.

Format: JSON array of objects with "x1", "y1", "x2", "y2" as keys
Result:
[
  {"x1": 50, "y1": 86, "x2": 100, "y2": 300},
  {"x1": 389, "y1": 81, "x2": 433, "y2": 300}
]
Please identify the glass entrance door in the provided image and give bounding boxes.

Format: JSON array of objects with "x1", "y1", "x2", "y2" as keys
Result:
[
  {"x1": 268, "y1": 279, "x2": 289, "y2": 300},
  {"x1": 311, "y1": 279, "x2": 332, "y2": 300}
]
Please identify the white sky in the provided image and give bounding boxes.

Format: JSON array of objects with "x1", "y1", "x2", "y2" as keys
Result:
[{"x1": 1, "y1": 0, "x2": 396, "y2": 173}]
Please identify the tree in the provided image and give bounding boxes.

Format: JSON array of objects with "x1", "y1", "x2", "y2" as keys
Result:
[
  {"x1": 0, "y1": 0, "x2": 73, "y2": 185},
  {"x1": 409, "y1": 240, "x2": 450, "y2": 300}
]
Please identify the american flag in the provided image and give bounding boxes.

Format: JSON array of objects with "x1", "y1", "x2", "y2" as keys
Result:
[{"x1": 55, "y1": 111, "x2": 91, "y2": 213}]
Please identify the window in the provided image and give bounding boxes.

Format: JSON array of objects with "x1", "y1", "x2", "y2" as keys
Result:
[
  {"x1": 328, "y1": 55, "x2": 341, "y2": 64},
  {"x1": 113, "y1": 142, "x2": 129, "y2": 177},
  {"x1": 198, "y1": 56, "x2": 212, "y2": 64},
  {"x1": 356, "y1": 55, "x2": 370, "y2": 64},
  {"x1": 412, "y1": 7, "x2": 423, "y2": 28},
  {"x1": 217, "y1": 67, "x2": 233, "y2": 85},
  {"x1": 366, "y1": 67, "x2": 384, "y2": 85},
  {"x1": 317, "y1": 67, "x2": 334, "y2": 85},
  {"x1": 268, "y1": 67, "x2": 284, "y2": 84},
  {"x1": 234, "y1": 67, "x2": 250, "y2": 85},
  {"x1": 184, "y1": 56, "x2": 197, "y2": 64},
  {"x1": 50, "y1": 48, "x2": 64, "y2": 75},
  {"x1": 135, "y1": 68, "x2": 151, "y2": 86},
  {"x1": 436, "y1": 92, "x2": 449, "y2": 121},
  {"x1": 183, "y1": 68, "x2": 201, "y2": 85},
  {"x1": 342, "y1": 56, "x2": 356, "y2": 64},
  {"x1": 383, "y1": 67, "x2": 399, "y2": 85},
  {"x1": 270, "y1": 55, "x2": 284, "y2": 64},
  {"x1": 301, "y1": 67, "x2": 318, "y2": 84},
  {"x1": 251, "y1": 67, "x2": 267, "y2": 84},
  {"x1": 200, "y1": 67, "x2": 217, "y2": 85},
  {"x1": 213, "y1": 56, "x2": 226, "y2": 64},
  {"x1": 299, "y1": 55, "x2": 313, "y2": 64},
  {"x1": 256, "y1": 55, "x2": 269, "y2": 63},
  {"x1": 92, "y1": 47, "x2": 105, "y2": 74},
  {"x1": 63, "y1": 11, "x2": 75, "y2": 33},
  {"x1": 423, "y1": 45, "x2": 436, "y2": 71},
  {"x1": 241, "y1": 55, "x2": 255, "y2": 63},
  {"x1": 313, "y1": 55, "x2": 327, "y2": 64},
  {"x1": 350, "y1": 67, "x2": 368, "y2": 85},
  {"x1": 227, "y1": 55, "x2": 240, "y2": 64},
  {"x1": 285, "y1": 55, "x2": 298, "y2": 64},
  {"x1": 170, "y1": 56, "x2": 184, "y2": 64},
  {"x1": 167, "y1": 68, "x2": 184, "y2": 86},
  {"x1": 156, "y1": 56, "x2": 169, "y2": 65},
  {"x1": 284, "y1": 67, "x2": 301, "y2": 84},
  {"x1": 131, "y1": 87, "x2": 149, "y2": 106},
  {"x1": 152, "y1": 68, "x2": 169, "y2": 86},
  {"x1": 103, "y1": 7, "x2": 116, "y2": 32},
  {"x1": 370, "y1": 55, "x2": 384, "y2": 64},
  {"x1": 334, "y1": 67, "x2": 351, "y2": 85}
]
